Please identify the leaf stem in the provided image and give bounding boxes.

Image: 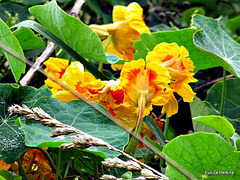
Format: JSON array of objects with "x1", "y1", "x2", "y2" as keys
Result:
[
  {"x1": 219, "y1": 69, "x2": 227, "y2": 116},
  {"x1": 17, "y1": 154, "x2": 29, "y2": 180},
  {"x1": 125, "y1": 93, "x2": 146, "y2": 154},
  {"x1": 64, "y1": 162, "x2": 70, "y2": 178},
  {"x1": 35, "y1": 147, "x2": 62, "y2": 179},
  {"x1": 93, "y1": 162, "x2": 99, "y2": 180},
  {"x1": 55, "y1": 148, "x2": 62, "y2": 180},
  {"x1": 98, "y1": 36, "x2": 113, "y2": 72},
  {"x1": 164, "y1": 116, "x2": 170, "y2": 140}
]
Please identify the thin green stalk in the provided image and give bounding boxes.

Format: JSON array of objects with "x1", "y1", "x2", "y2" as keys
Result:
[
  {"x1": 164, "y1": 116, "x2": 170, "y2": 140},
  {"x1": 35, "y1": 147, "x2": 63, "y2": 179},
  {"x1": 17, "y1": 155, "x2": 29, "y2": 180},
  {"x1": 93, "y1": 162, "x2": 99, "y2": 180},
  {"x1": 55, "y1": 148, "x2": 62, "y2": 180},
  {"x1": 98, "y1": 36, "x2": 113, "y2": 72},
  {"x1": 219, "y1": 69, "x2": 227, "y2": 116},
  {"x1": 64, "y1": 162, "x2": 70, "y2": 178},
  {"x1": 125, "y1": 93, "x2": 146, "y2": 154}
]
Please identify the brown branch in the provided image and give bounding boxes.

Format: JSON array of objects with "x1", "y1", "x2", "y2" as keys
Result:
[
  {"x1": 69, "y1": 0, "x2": 86, "y2": 18},
  {"x1": 19, "y1": 0, "x2": 86, "y2": 86},
  {"x1": 193, "y1": 74, "x2": 234, "y2": 92},
  {"x1": 20, "y1": 42, "x2": 56, "y2": 85}
]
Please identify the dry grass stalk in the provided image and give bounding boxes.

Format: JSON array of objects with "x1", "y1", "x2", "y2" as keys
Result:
[{"x1": 8, "y1": 104, "x2": 169, "y2": 180}]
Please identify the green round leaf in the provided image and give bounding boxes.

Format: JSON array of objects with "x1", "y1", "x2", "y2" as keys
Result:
[
  {"x1": 182, "y1": 7, "x2": 205, "y2": 25},
  {"x1": 236, "y1": 138, "x2": 240, "y2": 150},
  {"x1": 226, "y1": 16, "x2": 240, "y2": 35},
  {"x1": 0, "y1": 19, "x2": 25, "y2": 82},
  {"x1": 29, "y1": 1, "x2": 107, "y2": 63},
  {"x1": 194, "y1": 115, "x2": 235, "y2": 139},
  {"x1": 21, "y1": 97, "x2": 129, "y2": 158},
  {"x1": 205, "y1": 78, "x2": 240, "y2": 134},
  {"x1": 13, "y1": 27, "x2": 45, "y2": 50},
  {"x1": 193, "y1": 15, "x2": 240, "y2": 78},
  {"x1": 163, "y1": 132, "x2": 239, "y2": 179},
  {"x1": 0, "y1": 84, "x2": 52, "y2": 164}
]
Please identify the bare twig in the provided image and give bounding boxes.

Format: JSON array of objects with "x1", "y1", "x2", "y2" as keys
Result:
[
  {"x1": 193, "y1": 74, "x2": 234, "y2": 92},
  {"x1": 19, "y1": 42, "x2": 56, "y2": 85},
  {"x1": 69, "y1": 0, "x2": 86, "y2": 18},
  {"x1": 19, "y1": 0, "x2": 86, "y2": 86}
]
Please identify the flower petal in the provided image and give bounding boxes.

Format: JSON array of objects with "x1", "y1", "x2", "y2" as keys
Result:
[
  {"x1": 54, "y1": 91, "x2": 79, "y2": 103},
  {"x1": 113, "y1": 5, "x2": 126, "y2": 22},
  {"x1": 174, "y1": 82, "x2": 196, "y2": 102},
  {"x1": 161, "y1": 93, "x2": 178, "y2": 117},
  {"x1": 125, "y1": 2, "x2": 150, "y2": 34}
]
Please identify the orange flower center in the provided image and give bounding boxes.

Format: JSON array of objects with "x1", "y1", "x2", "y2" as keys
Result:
[{"x1": 75, "y1": 81, "x2": 85, "y2": 94}]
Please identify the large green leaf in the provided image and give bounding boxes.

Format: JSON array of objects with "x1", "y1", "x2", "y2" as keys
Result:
[
  {"x1": 163, "y1": 132, "x2": 239, "y2": 179},
  {"x1": 182, "y1": 7, "x2": 205, "y2": 25},
  {"x1": 21, "y1": 97, "x2": 129, "y2": 158},
  {"x1": 190, "y1": 97, "x2": 215, "y2": 133},
  {"x1": 193, "y1": 14, "x2": 240, "y2": 78},
  {"x1": 134, "y1": 29, "x2": 218, "y2": 72},
  {"x1": 29, "y1": 1, "x2": 107, "y2": 63},
  {"x1": 226, "y1": 16, "x2": 240, "y2": 35},
  {"x1": 21, "y1": 0, "x2": 47, "y2": 6},
  {"x1": 13, "y1": 27, "x2": 45, "y2": 50},
  {"x1": 0, "y1": 84, "x2": 52, "y2": 164},
  {"x1": 0, "y1": 19, "x2": 25, "y2": 82},
  {"x1": 194, "y1": 115, "x2": 235, "y2": 139},
  {"x1": 13, "y1": 20, "x2": 108, "y2": 80},
  {"x1": 205, "y1": 78, "x2": 240, "y2": 134}
]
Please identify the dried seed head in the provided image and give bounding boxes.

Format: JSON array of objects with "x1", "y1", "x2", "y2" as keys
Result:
[
  {"x1": 100, "y1": 174, "x2": 118, "y2": 180},
  {"x1": 102, "y1": 158, "x2": 141, "y2": 171},
  {"x1": 60, "y1": 134, "x2": 107, "y2": 150},
  {"x1": 125, "y1": 160, "x2": 141, "y2": 171},
  {"x1": 32, "y1": 107, "x2": 52, "y2": 119},
  {"x1": 51, "y1": 127, "x2": 75, "y2": 137},
  {"x1": 8, "y1": 104, "x2": 33, "y2": 116},
  {"x1": 141, "y1": 169, "x2": 158, "y2": 179}
]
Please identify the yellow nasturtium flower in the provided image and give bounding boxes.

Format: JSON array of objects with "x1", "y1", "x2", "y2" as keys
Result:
[
  {"x1": 43, "y1": 57, "x2": 69, "y2": 94},
  {"x1": 120, "y1": 59, "x2": 173, "y2": 122},
  {"x1": 146, "y1": 42, "x2": 197, "y2": 116},
  {"x1": 53, "y1": 61, "x2": 96, "y2": 103},
  {"x1": 92, "y1": 2, "x2": 150, "y2": 62}
]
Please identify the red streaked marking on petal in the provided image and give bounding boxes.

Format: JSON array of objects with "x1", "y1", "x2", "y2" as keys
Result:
[
  {"x1": 108, "y1": 108, "x2": 116, "y2": 116},
  {"x1": 177, "y1": 61, "x2": 186, "y2": 71},
  {"x1": 127, "y1": 68, "x2": 140, "y2": 81},
  {"x1": 162, "y1": 55, "x2": 173, "y2": 62},
  {"x1": 58, "y1": 68, "x2": 66, "y2": 79},
  {"x1": 148, "y1": 69, "x2": 157, "y2": 86},
  {"x1": 111, "y1": 89, "x2": 124, "y2": 104},
  {"x1": 88, "y1": 88, "x2": 101, "y2": 94}
]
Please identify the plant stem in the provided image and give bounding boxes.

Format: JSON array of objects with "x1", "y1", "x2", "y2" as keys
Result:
[
  {"x1": 125, "y1": 93, "x2": 146, "y2": 154},
  {"x1": 164, "y1": 116, "x2": 170, "y2": 140},
  {"x1": 93, "y1": 162, "x2": 99, "y2": 180},
  {"x1": 219, "y1": 69, "x2": 227, "y2": 116},
  {"x1": 55, "y1": 148, "x2": 62, "y2": 180},
  {"x1": 98, "y1": 36, "x2": 113, "y2": 72},
  {"x1": 64, "y1": 162, "x2": 70, "y2": 178},
  {"x1": 35, "y1": 147, "x2": 62, "y2": 179},
  {"x1": 17, "y1": 155, "x2": 29, "y2": 180}
]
